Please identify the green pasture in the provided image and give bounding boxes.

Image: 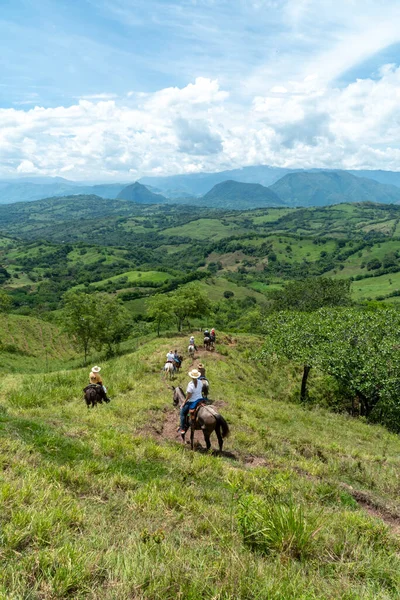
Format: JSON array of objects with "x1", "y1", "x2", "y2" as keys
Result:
[
  {"x1": 67, "y1": 246, "x2": 128, "y2": 266},
  {"x1": 351, "y1": 271, "x2": 400, "y2": 300},
  {"x1": 192, "y1": 277, "x2": 267, "y2": 303},
  {"x1": 248, "y1": 281, "x2": 283, "y2": 294},
  {"x1": 329, "y1": 240, "x2": 400, "y2": 279},
  {"x1": 0, "y1": 333, "x2": 399, "y2": 598},
  {"x1": 161, "y1": 218, "x2": 242, "y2": 241},
  {"x1": 250, "y1": 208, "x2": 293, "y2": 224},
  {"x1": 157, "y1": 243, "x2": 191, "y2": 255}
]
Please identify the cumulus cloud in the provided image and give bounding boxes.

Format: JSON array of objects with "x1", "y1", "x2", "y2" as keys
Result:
[{"x1": 3, "y1": 68, "x2": 400, "y2": 180}]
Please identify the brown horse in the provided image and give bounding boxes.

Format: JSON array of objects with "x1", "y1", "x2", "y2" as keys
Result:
[
  {"x1": 172, "y1": 386, "x2": 230, "y2": 451},
  {"x1": 83, "y1": 384, "x2": 108, "y2": 408}
]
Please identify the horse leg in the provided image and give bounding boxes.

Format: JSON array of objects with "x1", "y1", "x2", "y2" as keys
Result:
[
  {"x1": 190, "y1": 426, "x2": 195, "y2": 450},
  {"x1": 203, "y1": 430, "x2": 211, "y2": 451},
  {"x1": 216, "y1": 423, "x2": 223, "y2": 452}
]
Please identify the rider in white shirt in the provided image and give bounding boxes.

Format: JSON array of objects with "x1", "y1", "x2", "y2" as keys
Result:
[{"x1": 166, "y1": 350, "x2": 176, "y2": 363}]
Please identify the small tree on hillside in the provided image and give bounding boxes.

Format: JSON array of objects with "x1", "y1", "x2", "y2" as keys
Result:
[
  {"x1": 61, "y1": 291, "x2": 132, "y2": 362},
  {"x1": 94, "y1": 294, "x2": 132, "y2": 356},
  {"x1": 0, "y1": 290, "x2": 12, "y2": 313},
  {"x1": 146, "y1": 294, "x2": 174, "y2": 336},
  {"x1": 170, "y1": 283, "x2": 211, "y2": 331},
  {"x1": 260, "y1": 307, "x2": 400, "y2": 431},
  {"x1": 61, "y1": 291, "x2": 97, "y2": 364}
]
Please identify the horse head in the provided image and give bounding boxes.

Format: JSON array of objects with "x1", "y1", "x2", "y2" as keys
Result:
[{"x1": 172, "y1": 386, "x2": 185, "y2": 407}]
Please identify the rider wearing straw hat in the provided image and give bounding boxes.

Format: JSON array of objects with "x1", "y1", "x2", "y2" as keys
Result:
[
  {"x1": 178, "y1": 368, "x2": 204, "y2": 434},
  {"x1": 88, "y1": 366, "x2": 111, "y2": 403}
]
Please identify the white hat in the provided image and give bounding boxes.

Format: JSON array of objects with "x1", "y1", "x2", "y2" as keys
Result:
[
  {"x1": 91, "y1": 366, "x2": 101, "y2": 373},
  {"x1": 188, "y1": 368, "x2": 201, "y2": 378}
]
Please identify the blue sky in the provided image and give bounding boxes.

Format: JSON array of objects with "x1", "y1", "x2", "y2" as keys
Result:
[{"x1": 2, "y1": 0, "x2": 400, "y2": 179}]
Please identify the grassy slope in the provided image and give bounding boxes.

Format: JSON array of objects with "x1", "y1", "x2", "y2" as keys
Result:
[
  {"x1": 0, "y1": 334, "x2": 399, "y2": 599},
  {"x1": 0, "y1": 314, "x2": 77, "y2": 373}
]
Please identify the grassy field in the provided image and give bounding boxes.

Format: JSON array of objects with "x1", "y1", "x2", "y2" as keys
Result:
[
  {"x1": 0, "y1": 314, "x2": 77, "y2": 373},
  {"x1": 0, "y1": 333, "x2": 399, "y2": 598},
  {"x1": 161, "y1": 219, "x2": 242, "y2": 241},
  {"x1": 351, "y1": 271, "x2": 400, "y2": 300}
]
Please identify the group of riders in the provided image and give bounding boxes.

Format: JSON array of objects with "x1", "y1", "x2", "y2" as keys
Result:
[
  {"x1": 189, "y1": 328, "x2": 216, "y2": 352},
  {"x1": 84, "y1": 328, "x2": 216, "y2": 434}
]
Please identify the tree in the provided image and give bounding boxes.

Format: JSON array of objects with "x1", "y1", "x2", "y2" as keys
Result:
[
  {"x1": 270, "y1": 277, "x2": 351, "y2": 312},
  {"x1": 260, "y1": 307, "x2": 400, "y2": 431},
  {"x1": 0, "y1": 290, "x2": 12, "y2": 313},
  {"x1": 170, "y1": 283, "x2": 211, "y2": 331},
  {"x1": 61, "y1": 291, "x2": 132, "y2": 362},
  {"x1": 61, "y1": 291, "x2": 98, "y2": 364},
  {"x1": 94, "y1": 294, "x2": 132, "y2": 356},
  {"x1": 146, "y1": 294, "x2": 174, "y2": 336}
]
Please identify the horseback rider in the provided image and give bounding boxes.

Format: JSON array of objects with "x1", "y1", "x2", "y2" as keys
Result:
[
  {"x1": 173, "y1": 349, "x2": 182, "y2": 368},
  {"x1": 204, "y1": 328, "x2": 210, "y2": 339},
  {"x1": 166, "y1": 349, "x2": 176, "y2": 364},
  {"x1": 178, "y1": 368, "x2": 204, "y2": 434},
  {"x1": 210, "y1": 328, "x2": 216, "y2": 342},
  {"x1": 86, "y1": 366, "x2": 111, "y2": 403},
  {"x1": 189, "y1": 335, "x2": 198, "y2": 351},
  {"x1": 197, "y1": 362, "x2": 209, "y2": 401}
]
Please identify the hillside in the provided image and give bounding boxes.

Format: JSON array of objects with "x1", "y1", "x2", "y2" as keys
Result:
[
  {"x1": 0, "y1": 333, "x2": 399, "y2": 598},
  {"x1": 0, "y1": 313, "x2": 77, "y2": 372},
  {"x1": 117, "y1": 182, "x2": 168, "y2": 204},
  {"x1": 200, "y1": 180, "x2": 285, "y2": 208},
  {"x1": 270, "y1": 171, "x2": 400, "y2": 206}
]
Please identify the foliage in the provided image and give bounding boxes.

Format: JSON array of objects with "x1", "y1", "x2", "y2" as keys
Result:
[
  {"x1": 61, "y1": 291, "x2": 132, "y2": 361},
  {"x1": 260, "y1": 307, "x2": 400, "y2": 431},
  {"x1": 169, "y1": 283, "x2": 211, "y2": 331},
  {"x1": 270, "y1": 277, "x2": 351, "y2": 311},
  {"x1": 60, "y1": 291, "x2": 98, "y2": 363},
  {"x1": 146, "y1": 294, "x2": 174, "y2": 336},
  {"x1": 0, "y1": 290, "x2": 12, "y2": 312},
  {"x1": 93, "y1": 294, "x2": 133, "y2": 356}
]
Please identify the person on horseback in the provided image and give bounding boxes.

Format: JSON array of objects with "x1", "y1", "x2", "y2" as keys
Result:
[
  {"x1": 189, "y1": 335, "x2": 197, "y2": 351},
  {"x1": 173, "y1": 349, "x2": 181, "y2": 368},
  {"x1": 197, "y1": 362, "x2": 209, "y2": 401},
  {"x1": 204, "y1": 329, "x2": 210, "y2": 339},
  {"x1": 166, "y1": 350, "x2": 176, "y2": 364},
  {"x1": 210, "y1": 328, "x2": 216, "y2": 342},
  {"x1": 177, "y1": 368, "x2": 204, "y2": 434},
  {"x1": 86, "y1": 366, "x2": 111, "y2": 403}
]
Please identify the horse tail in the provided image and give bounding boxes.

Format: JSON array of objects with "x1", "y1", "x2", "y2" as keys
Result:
[{"x1": 215, "y1": 414, "x2": 230, "y2": 438}]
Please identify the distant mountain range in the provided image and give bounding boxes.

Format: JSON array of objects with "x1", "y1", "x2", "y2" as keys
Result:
[
  {"x1": 116, "y1": 182, "x2": 167, "y2": 204},
  {"x1": 3, "y1": 167, "x2": 400, "y2": 209},
  {"x1": 199, "y1": 180, "x2": 284, "y2": 208},
  {"x1": 270, "y1": 171, "x2": 400, "y2": 207}
]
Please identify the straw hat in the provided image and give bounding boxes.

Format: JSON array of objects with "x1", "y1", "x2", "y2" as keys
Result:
[
  {"x1": 91, "y1": 366, "x2": 101, "y2": 373},
  {"x1": 188, "y1": 368, "x2": 201, "y2": 379}
]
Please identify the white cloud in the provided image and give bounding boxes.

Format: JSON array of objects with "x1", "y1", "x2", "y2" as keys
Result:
[{"x1": 3, "y1": 68, "x2": 400, "y2": 180}]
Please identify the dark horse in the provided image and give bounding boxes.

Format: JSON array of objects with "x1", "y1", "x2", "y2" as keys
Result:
[
  {"x1": 172, "y1": 386, "x2": 230, "y2": 451},
  {"x1": 83, "y1": 384, "x2": 109, "y2": 408}
]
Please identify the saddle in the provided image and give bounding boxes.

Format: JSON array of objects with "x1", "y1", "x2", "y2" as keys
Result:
[{"x1": 188, "y1": 402, "x2": 205, "y2": 426}]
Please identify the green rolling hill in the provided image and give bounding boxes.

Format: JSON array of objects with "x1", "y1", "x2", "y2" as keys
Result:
[{"x1": 0, "y1": 333, "x2": 399, "y2": 598}]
